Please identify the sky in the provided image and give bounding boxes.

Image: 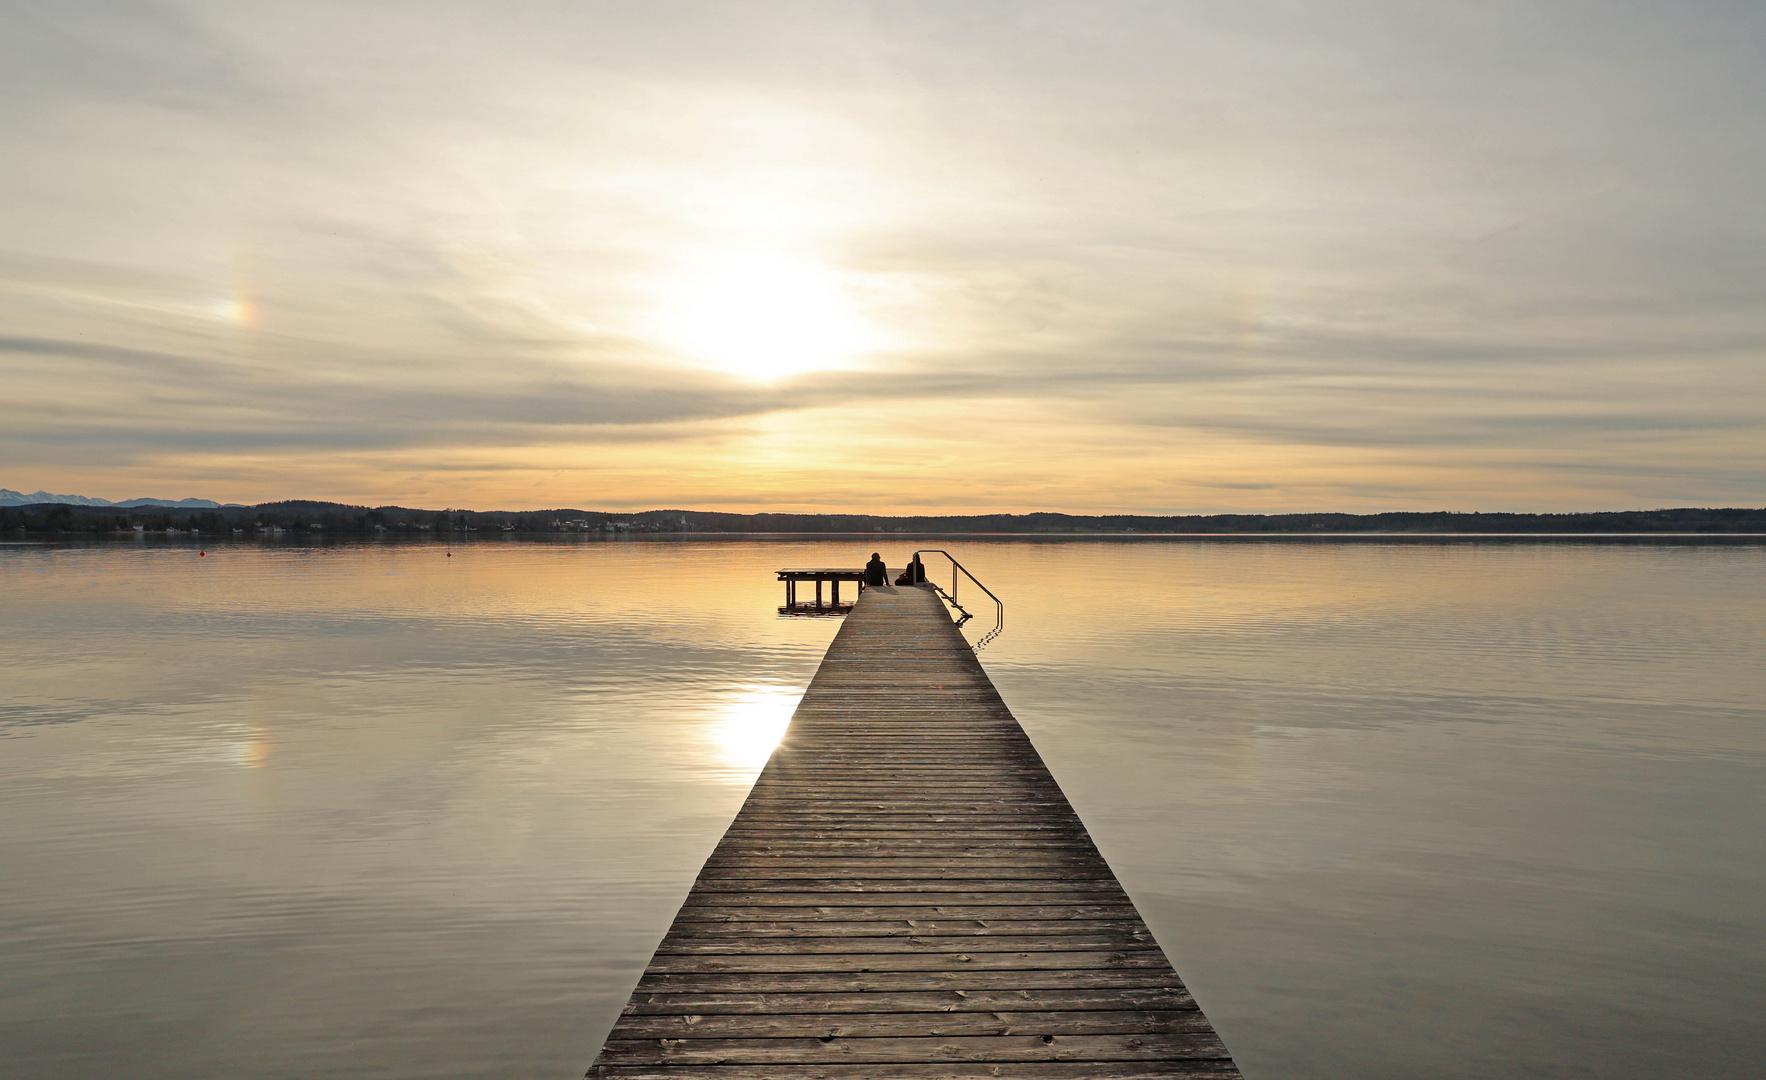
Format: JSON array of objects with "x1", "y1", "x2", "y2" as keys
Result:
[{"x1": 2, "y1": 0, "x2": 1762, "y2": 513}]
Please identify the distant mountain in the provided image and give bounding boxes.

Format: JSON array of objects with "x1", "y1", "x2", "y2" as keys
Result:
[
  {"x1": 6, "y1": 493, "x2": 1764, "y2": 534},
  {"x1": 0, "y1": 488, "x2": 220, "y2": 509}
]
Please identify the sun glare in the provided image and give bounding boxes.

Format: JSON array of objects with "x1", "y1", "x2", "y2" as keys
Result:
[
  {"x1": 653, "y1": 250, "x2": 877, "y2": 380},
  {"x1": 708, "y1": 685, "x2": 799, "y2": 773}
]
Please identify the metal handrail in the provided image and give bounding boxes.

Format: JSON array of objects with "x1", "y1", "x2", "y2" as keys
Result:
[{"x1": 910, "y1": 549, "x2": 1004, "y2": 650}]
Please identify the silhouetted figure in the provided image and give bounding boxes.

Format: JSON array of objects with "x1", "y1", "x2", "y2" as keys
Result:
[
  {"x1": 895, "y1": 554, "x2": 926, "y2": 586},
  {"x1": 864, "y1": 552, "x2": 888, "y2": 587}
]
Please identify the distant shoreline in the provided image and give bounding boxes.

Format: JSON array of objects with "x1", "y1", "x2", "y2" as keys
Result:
[{"x1": 5, "y1": 500, "x2": 1765, "y2": 537}]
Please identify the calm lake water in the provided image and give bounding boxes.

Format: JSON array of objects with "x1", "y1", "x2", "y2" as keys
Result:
[{"x1": 2, "y1": 537, "x2": 1763, "y2": 1079}]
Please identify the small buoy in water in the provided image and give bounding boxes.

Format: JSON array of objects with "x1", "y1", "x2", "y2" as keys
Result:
[
  {"x1": 199, "y1": 551, "x2": 206, "y2": 557},
  {"x1": 446, "y1": 552, "x2": 452, "y2": 557}
]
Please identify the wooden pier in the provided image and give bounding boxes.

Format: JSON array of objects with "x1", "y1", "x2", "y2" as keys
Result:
[
  {"x1": 588, "y1": 582, "x2": 1239, "y2": 1079},
  {"x1": 777, "y1": 568, "x2": 867, "y2": 613}
]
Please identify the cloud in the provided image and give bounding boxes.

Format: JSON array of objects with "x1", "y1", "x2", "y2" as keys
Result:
[{"x1": 2, "y1": 1, "x2": 1763, "y2": 510}]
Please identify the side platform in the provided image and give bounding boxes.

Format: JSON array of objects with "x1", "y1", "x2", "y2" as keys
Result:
[{"x1": 588, "y1": 583, "x2": 1240, "y2": 1079}]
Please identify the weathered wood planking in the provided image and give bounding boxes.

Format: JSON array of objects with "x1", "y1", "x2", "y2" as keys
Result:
[{"x1": 588, "y1": 584, "x2": 1239, "y2": 1080}]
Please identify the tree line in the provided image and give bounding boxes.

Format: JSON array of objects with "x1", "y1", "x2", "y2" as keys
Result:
[{"x1": 6, "y1": 501, "x2": 1765, "y2": 536}]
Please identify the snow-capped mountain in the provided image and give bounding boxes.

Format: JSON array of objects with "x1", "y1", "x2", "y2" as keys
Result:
[{"x1": 0, "y1": 489, "x2": 221, "y2": 508}]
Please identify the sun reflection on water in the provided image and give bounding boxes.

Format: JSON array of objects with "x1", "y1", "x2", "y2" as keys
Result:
[{"x1": 708, "y1": 685, "x2": 800, "y2": 773}]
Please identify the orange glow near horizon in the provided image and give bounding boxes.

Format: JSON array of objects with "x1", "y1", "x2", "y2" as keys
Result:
[{"x1": 4, "y1": 8, "x2": 1761, "y2": 515}]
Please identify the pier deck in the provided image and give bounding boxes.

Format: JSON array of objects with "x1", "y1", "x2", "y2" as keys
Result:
[{"x1": 588, "y1": 583, "x2": 1239, "y2": 1079}]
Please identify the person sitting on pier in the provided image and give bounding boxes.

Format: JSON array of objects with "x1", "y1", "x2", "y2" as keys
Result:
[{"x1": 864, "y1": 552, "x2": 888, "y2": 587}]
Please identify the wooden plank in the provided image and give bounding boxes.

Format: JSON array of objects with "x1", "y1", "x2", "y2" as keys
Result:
[
  {"x1": 590, "y1": 1063, "x2": 1241, "y2": 1080},
  {"x1": 706, "y1": 836, "x2": 1100, "y2": 847},
  {"x1": 619, "y1": 987, "x2": 1201, "y2": 1014},
  {"x1": 642, "y1": 952, "x2": 1172, "y2": 975},
  {"x1": 718, "y1": 828, "x2": 1097, "y2": 839},
  {"x1": 595, "y1": 1033, "x2": 1229, "y2": 1065},
  {"x1": 586, "y1": 584, "x2": 1238, "y2": 1078},
  {"x1": 700, "y1": 854, "x2": 1107, "y2": 864},
  {"x1": 707, "y1": 835, "x2": 1100, "y2": 845},
  {"x1": 662, "y1": 919, "x2": 1154, "y2": 938},
  {"x1": 696, "y1": 864, "x2": 1116, "y2": 876},
  {"x1": 654, "y1": 935, "x2": 1161, "y2": 955},
  {"x1": 682, "y1": 883, "x2": 1133, "y2": 896},
  {"x1": 688, "y1": 879, "x2": 1127, "y2": 892},
  {"x1": 695, "y1": 857, "x2": 1109, "y2": 864},
  {"x1": 671, "y1": 904, "x2": 1143, "y2": 922},
  {"x1": 676, "y1": 892, "x2": 1134, "y2": 908},
  {"x1": 609, "y1": 1010, "x2": 1215, "y2": 1039},
  {"x1": 632, "y1": 971, "x2": 1201, "y2": 994},
  {"x1": 726, "y1": 816, "x2": 1091, "y2": 827}
]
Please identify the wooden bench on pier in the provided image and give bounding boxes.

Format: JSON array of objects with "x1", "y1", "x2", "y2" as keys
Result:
[{"x1": 588, "y1": 581, "x2": 1239, "y2": 1079}]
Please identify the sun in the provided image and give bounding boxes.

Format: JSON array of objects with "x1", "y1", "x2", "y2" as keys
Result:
[{"x1": 651, "y1": 249, "x2": 877, "y2": 380}]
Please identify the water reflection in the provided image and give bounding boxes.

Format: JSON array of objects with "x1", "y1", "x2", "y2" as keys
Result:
[
  {"x1": 706, "y1": 685, "x2": 799, "y2": 773},
  {"x1": 1, "y1": 537, "x2": 1762, "y2": 1080},
  {"x1": 222, "y1": 723, "x2": 273, "y2": 769}
]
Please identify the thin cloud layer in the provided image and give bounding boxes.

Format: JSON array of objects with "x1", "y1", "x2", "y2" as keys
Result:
[{"x1": 2, "y1": 0, "x2": 1762, "y2": 511}]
